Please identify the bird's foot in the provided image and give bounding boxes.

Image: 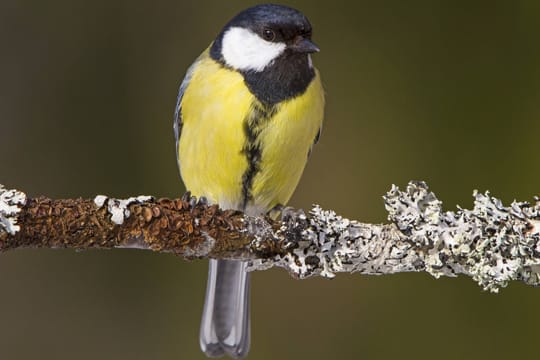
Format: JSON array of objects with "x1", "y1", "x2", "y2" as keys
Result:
[
  {"x1": 267, "y1": 204, "x2": 306, "y2": 223},
  {"x1": 181, "y1": 191, "x2": 191, "y2": 203},
  {"x1": 181, "y1": 191, "x2": 209, "y2": 211},
  {"x1": 267, "y1": 203, "x2": 285, "y2": 220}
]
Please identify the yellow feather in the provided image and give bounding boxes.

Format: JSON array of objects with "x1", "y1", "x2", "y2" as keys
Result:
[
  {"x1": 251, "y1": 71, "x2": 324, "y2": 211},
  {"x1": 178, "y1": 49, "x2": 324, "y2": 214}
]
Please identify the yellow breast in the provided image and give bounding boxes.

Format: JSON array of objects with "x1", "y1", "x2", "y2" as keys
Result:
[{"x1": 177, "y1": 50, "x2": 324, "y2": 215}]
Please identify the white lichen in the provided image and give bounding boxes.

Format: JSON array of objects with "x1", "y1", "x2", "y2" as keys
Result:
[
  {"x1": 94, "y1": 195, "x2": 107, "y2": 208},
  {"x1": 248, "y1": 206, "x2": 420, "y2": 279},
  {"x1": 248, "y1": 181, "x2": 540, "y2": 292},
  {"x1": 94, "y1": 195, "x2": 153, "y2": 225},
  {"x1": 0, "y1": 185, "x2": 27, "y2": 235},
  {"x1": 385, "y1": 182, "x2": 540, "y2": 291}
]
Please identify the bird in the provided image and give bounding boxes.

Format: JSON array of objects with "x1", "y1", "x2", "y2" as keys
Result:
[{"x1": 173, "y1": 4, "x2": 324, "y2": 358}]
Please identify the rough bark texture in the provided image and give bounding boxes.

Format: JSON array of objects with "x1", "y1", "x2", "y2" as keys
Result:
[
  {"x1": 2, "y1": 182, "x2": 540, "y2": 293},
  {"x1": 0, "y1": 190, "x2": 271, "y2": 259}
]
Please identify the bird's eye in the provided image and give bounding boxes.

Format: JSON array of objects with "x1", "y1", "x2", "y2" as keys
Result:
[{"x1": 262, "y1": 28, "x2": 275, "y2": 41}]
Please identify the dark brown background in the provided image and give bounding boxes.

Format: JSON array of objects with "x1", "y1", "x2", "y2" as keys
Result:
[{"x1": 1, "y1": 1, "x2": 539, "y2": 359}]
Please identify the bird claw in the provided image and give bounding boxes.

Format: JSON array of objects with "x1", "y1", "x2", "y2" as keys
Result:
[
  {"x1": 181, "y1": 191, "x2": 192, "y2": 202},
  {"x1": 267, "y1": 204, "x2": 306, "y2": 222},
  {"x1": 267, "y1": 204, "x2": 285, "y2": 220},
  {"x1": 181, "y1": 191, "x2": 209, "y2": 211},
  {"x1": 280, "y1": 206, "x2": 306, "y2": 222},
  {"x1": 189, "y1": 196, "x2": 198, "y2": 209}
]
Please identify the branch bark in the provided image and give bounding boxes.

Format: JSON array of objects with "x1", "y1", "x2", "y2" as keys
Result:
[{"x1": 1, "y1": 181, "x2": 540, "y2": 292}]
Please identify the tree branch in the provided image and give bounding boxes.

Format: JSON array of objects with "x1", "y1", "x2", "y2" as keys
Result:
[{"x1": 1, "y1": 181, "x2": 540, "y2": 292}]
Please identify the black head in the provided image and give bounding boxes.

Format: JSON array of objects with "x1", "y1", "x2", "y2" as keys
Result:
[
  {"x1": 210, "y1": 4, "x2": 319, "y2": 104},
  {"x1": 210, "y1": 4, "x2": 319, "y2": 71},
  {"x1": 225, "y1": 4, "x2": 316, "y2": 50}
]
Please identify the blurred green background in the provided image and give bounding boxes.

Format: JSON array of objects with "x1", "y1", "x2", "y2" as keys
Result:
[{"x1": 1, "y1": 1, "x2": 540, "y2": 359}]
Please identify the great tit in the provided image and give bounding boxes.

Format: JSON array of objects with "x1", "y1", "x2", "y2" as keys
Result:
[{"x1": 174, "y1": 4, "x2": 325, "y2": 358}]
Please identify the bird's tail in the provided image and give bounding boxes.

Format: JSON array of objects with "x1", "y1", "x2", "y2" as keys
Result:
[{"x1": 200, "y1": 259, "x2": 250, "y2": 359}]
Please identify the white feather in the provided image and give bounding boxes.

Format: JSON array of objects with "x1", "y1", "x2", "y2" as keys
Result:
[{"x1": 221, "y1": 27, "x2": 286, "y2": 72}]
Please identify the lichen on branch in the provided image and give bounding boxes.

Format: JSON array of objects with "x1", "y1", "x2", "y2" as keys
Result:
[{"x1": 1, "y1": 182, "x2": 540, "y2": 292}]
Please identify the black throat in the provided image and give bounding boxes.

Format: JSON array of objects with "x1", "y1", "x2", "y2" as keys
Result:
[{"x1": 210, "y1": 41, "x2": 315, "y2": 105}]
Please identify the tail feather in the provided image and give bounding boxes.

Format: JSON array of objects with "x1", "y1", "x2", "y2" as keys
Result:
[{"x1": 200, "y1": 259, "x2": 250, "y2": 359}]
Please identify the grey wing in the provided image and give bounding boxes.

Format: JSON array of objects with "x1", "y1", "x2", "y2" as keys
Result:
[
  {"x1": 308, "y1": 126, "x2": 322, "y2": 158},
  {"x1": 173, "y1": 60, "x2": 198, "y2": 162}
]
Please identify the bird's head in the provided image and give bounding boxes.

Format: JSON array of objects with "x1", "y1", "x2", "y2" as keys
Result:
[{"x1": 211, "y1": 4, "x2": 319, "y2": 73}]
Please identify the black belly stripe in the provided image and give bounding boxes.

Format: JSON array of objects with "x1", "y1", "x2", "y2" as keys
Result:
[
  {"x1": 209, "y1": 39, "x2": 316, "y2": 209},
  {"x1": 240, "y1": 102, "x2": 278, "y2": 209}
]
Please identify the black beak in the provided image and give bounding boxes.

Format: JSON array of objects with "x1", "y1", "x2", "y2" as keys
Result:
[{"x1": 291, "y1": 37, "x2": 320, "y2": 53}]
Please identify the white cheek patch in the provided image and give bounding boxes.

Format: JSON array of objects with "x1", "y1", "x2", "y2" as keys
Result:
[{"x1": 221, "y1": 27, "x2": 286, "y2": 72}]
